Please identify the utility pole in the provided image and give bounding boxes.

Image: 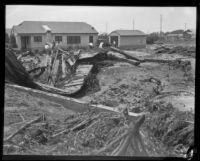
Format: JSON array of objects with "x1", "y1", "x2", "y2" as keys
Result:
[
  {"x1": 133, "y1": 18, "x2": 135, "y2": 30},
  {"x1": 184, "y1": 23, "x2": 187, "y2": 31},
  {"x1": 106, "y1": 22, "x2": 108, "y2": 34},
  {"x1": 160, "y1": 14, "x2": 163, "y2": 36}
]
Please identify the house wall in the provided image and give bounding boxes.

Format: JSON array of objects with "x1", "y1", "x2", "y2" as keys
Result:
[
  {"x1": 30, "y1": 34, "x2": 46, "y2": 50},
  {"x1": 15, "y1": 34, "x2": 21, "y2": 50},
  {"x1": 52, "y1": 33, "x2": 98, "y2": 49},
  {"x1": 119, "y1": 36, "x2": 146, "y2": 49},
  {"x1": 17, "y1": 33, "x2": 98, "y2": 51}
]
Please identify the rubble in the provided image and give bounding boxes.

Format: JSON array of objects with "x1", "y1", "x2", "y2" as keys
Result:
[
  {"x1": 3, "y1": 85, "x2": 151, "y2": 156},
  {"x1": 4, "y1": 41, "x2": 195, "y2": 157},
  {"x1": 153, "y1": 45, "x2": 195, "y2": 58}
]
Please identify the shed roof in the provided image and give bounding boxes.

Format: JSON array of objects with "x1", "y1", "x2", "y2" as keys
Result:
[
  {"x1": 13, "y1": 21, "x2": 98, "y2": 34},
  {"x1": 110, "y1": 30, "x2": 146, "y2": 36}
]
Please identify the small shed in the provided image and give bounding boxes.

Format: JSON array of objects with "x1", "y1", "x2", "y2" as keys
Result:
[{"x1": 109, "y1": 30, "x2": 146, "y2": 49}]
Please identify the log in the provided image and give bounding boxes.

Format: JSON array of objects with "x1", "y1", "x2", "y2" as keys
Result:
[
  {"x1": 154, "y1": 90, "x2": 194, "y2": 99},
  {"x1": 115, "y1": 57, "x2": 140, "y2": 66},
  {"x1": 110, "y1": 46, "x2": 143, "y2": 62},
  {"x1": 112, "y1": 115, "x2": 146, "y2": 156}
]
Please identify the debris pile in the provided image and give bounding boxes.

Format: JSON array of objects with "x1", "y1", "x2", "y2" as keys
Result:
[
  {"x1": 3, "y1": 107, "x2": 153, "y2": 156},
  {"x1": 5, "y1": 43, "x2": 195, "y2": 157},
  {"x1": 154, "y1": 45, "x2": 195, "y2": 57},
  {"x1": 17, "y1": 51, "x2": 40, "y2": 72},
  {"x1": 144, "y1": 100, "x2": 194, "y2": 156}
]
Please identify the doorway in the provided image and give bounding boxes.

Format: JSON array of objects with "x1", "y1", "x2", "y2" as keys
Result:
[
  {"x1": 21, "y1": 36, "x2": 30, "y2": 50},
  {"x1": 110, "y1": 36, "x2": 118, "y2": 47}
]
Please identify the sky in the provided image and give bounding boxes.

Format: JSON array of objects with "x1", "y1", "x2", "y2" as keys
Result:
[{"x1": 6, "y1": 5, "x2": 196, "y2": 34}]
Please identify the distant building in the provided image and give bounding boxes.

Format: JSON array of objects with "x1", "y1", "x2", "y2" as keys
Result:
[
  {"x1": 165, "y1": 33, "x2": 183, "y2": 42},
  {"x1": 11, "y1": 21, "x2": 98, "y2": 51},
  {"x1": 184, "y1": 29, "x2": 196, "y2": 39},
  {"x1": 109, "y1": 30, "x2": 147, "y2": 49}
]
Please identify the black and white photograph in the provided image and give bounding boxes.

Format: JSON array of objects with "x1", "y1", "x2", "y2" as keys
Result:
[{"x1": 4, "y1": 5, "x2": 196, "y2": 159}]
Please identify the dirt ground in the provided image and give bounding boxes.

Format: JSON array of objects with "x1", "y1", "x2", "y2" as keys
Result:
[
  {"x1": 4, "y1": 43, "x2": 195, "y2": 157},
  {"x1": 80, "y1": 49, "x2": 195, "y2": 113}
]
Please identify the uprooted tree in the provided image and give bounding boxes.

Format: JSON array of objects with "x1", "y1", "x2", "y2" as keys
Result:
[{"x1": 5, "y1": 49, "x2": 40, "y2": 89}]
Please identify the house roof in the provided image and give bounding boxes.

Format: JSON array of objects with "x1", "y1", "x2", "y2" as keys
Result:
[
  {"x1": 110, "y1": 30, "x2": 146, "y2": 36},
  {"x1": 13, "y1": 21, "x2": 98, "y2": 34}
]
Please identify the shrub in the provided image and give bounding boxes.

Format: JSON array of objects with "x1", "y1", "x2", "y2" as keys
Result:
[
  {"x1": 146, "y1": 32, "x2": 159, "y2": 44},
  {"x1": 6, "y1": 33, "x2": 10, "y2": 43},
  {"x1": 10, "y1": 34, "x2": 18, "y2": 48}
]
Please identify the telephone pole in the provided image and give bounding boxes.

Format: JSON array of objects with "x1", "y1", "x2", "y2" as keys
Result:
[
  {"x1": 160, "y1": 14, "x2": 163, "y2": 36},
  {"x1": 106, "y1": 22, "x2": 108, "y2": 33},
  {"x1": 133, "y1": 18, "x2": 135, "y2": 30},
  {"x1": 184, "y1": 23, "x2": 187, "y2": 31}
]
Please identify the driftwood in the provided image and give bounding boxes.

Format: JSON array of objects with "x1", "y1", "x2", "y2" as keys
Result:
[
  {"x1": 154, "y1": 90, "x2": 194, "y2": 99},
  {"x1": 90, "y1": 108, "x2": 147, "y2": 156},
  {"x1": 110, "y1": 47, "x2": 192, "y2": 67},
  {"x1": 4, "y1": 115, "x2": 43, "y2": 142},
  {"x1": 51, "y1": 114, "x2": 100, "y2": 139},
  {"x1": 110, "y1": 46, "x2": 144, "y2": 62},
  {"x1": 112, "y1": 115, "x2": 147, "y2": 156}
]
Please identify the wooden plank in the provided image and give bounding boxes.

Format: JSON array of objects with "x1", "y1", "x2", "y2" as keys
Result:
[
  {"x1": 64, "y1": 82, "x2": 84, "y2": 87},
  {"x1": 64, "y1": 78, "x2": 84, "y2": 84},
  {"x1": 48, "y1": 50, "x2": 59, "y2": 85},
  {"x1": 61, "y1": 54, "x2": 66, "y2": 78}
]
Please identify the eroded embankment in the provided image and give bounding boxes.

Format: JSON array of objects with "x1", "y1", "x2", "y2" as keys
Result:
[{"x1": 4, "y1": 48, "x2": 195, "y2": 157}]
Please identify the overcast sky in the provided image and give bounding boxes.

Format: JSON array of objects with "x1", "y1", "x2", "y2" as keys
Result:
[{"x1": 6, "y1": 5, "x2": 196, "y2": 34}]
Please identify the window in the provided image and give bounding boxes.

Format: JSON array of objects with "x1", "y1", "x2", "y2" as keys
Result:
[
  {"x1": 34, "y1": 36, "x2": 42, "y2": 42},
  {"x1": 67, "y1": 36, "x2": 81, "y2": 44},
  {"x1": 89, "y1": 36, "x2": 93, "y2": 43},
  {"x1": 55, "y1": 36, "x2": 62, "y2": 42}
]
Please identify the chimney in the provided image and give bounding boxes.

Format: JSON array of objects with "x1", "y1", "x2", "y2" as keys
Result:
[{"x1": 42, "y1": 25, "x2": 52, "y2": 43}]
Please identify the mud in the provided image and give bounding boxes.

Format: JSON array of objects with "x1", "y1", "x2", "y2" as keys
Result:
[{"x1": 4, "y1": 43, "x2": 195, "y2": 157}]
